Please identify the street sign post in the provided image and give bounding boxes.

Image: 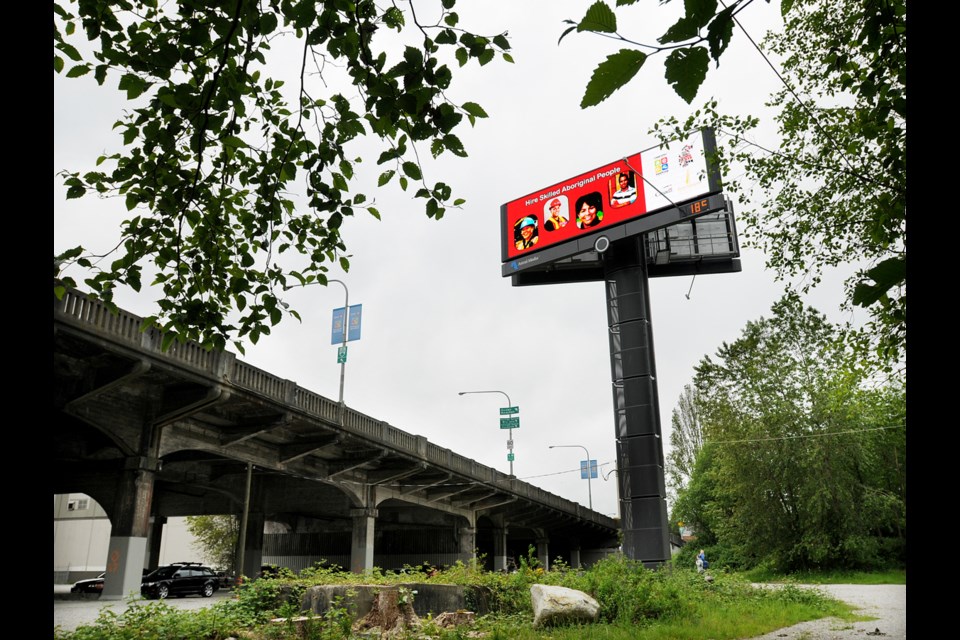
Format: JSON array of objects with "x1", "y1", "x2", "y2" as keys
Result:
[
  {"x1": 337, "y1": 346, "x2": 347, "y2": 363},
  {"x1": 499, "y1": 406, "x2": 519, "y2": 415},
  {"x1": 507, "y1": 453, "x2": 515, "y2": 462}
]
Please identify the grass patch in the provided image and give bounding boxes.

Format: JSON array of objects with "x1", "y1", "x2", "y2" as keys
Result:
[{"x1": 742, "y1": 567, "x2": 906, "y2": 585}]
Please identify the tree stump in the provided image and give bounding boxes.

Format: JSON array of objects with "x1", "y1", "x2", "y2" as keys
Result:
[{"x1": 352, "y1": 586, "x2": 420, "y2": 638}]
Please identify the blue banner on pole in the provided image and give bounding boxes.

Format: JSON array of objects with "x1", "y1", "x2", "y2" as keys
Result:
[
  {"x1": 332, "y1": 305, "x2": 362, "y2": 343},
  {"x1": 331, "y1": 307, "x2": 347, "y2": 345},
  {"x1": 348, "y1": 304, "x2": 362, "y2": 342},
  {"x1": 580, "y1": 460, "x2": 598, "y2": 479}
]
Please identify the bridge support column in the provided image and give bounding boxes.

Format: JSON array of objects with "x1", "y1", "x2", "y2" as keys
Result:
[
  {"x1": 493, "y1": 527, "x2": 509, "y2": 572},
  {"x1": 102, "y1": 457, "x2": 158, "y2": 600},
  {"x1": 569, "y1": 544, "x2": 582, "y2": 569},
  {"x1": 350, "y1": 508, "x2": 378, "y2": 573},
  {"x1": 536, "y1": 537, "x2": 550, "y2": 571},
  {"x1": 241, "y1": 513, "x2": 265, "y2": 580},
  {"x1": 458, "y1": 526, "x2": 476, "y2": 565},
  {"x1": 146, "y1": 515, "x2": 166, "y2": 572}
]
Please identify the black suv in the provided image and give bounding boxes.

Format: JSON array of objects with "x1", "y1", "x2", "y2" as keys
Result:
[{"x1": 140, "y1": 562, "x2": 219, "y2": 599}]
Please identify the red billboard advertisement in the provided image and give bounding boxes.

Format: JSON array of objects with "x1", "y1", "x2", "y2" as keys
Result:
[{"x1": 501, "y1": 129, "x2": 721, "y2": 263}]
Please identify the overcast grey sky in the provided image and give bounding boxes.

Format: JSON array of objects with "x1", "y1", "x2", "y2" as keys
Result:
[{"x1": 54, "y1": 1, "x2": 863, "y2": 519}]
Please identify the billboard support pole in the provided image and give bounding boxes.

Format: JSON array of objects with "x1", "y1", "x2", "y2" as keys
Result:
[{"x1": 603, "y1": 236, "x2": 670, "y2": 568}]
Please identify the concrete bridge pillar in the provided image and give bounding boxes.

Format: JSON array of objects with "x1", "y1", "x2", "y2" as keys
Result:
[
  {"x1": 536, "y1": 537, "x2": 550, "y2": 571},
  {"x1": 493, "y1": 527, "x2": 509, "y2": 572},
  {"x1": 240, "y1": 512, "x2": 265, "y2": 580},
  {"x1": 101, "y1": 456, "x2": 158, "y2": 600},
  {"x1": 350, "y1": 508, "x2": 378, "y2": 573},
  {"x1": 146, "y1": 515, "x2": 166, "y2": 571},
  {"x1": 458, "y1": 526, "x2": 476, "y2": 565},
  {"x1": 570, "y1": 547, "x2": 582, "y2": 569}
]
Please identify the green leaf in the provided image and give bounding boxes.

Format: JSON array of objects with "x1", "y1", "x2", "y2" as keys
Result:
[
  {"x1": 399, "y1": 176, "x2": 408, "y2": 191},
  {"x1": 260, "y1": 11, "x2": 278, "y2": 34},
  {"x1": 577, "y1": 1, "x2": 617, "y2": 33},
  {"x1": 57, "y1": 42, "x2": 83, "y2": 62},
  {"x1": 54, "y1": 56, "x2": 64, "y2": 73},
  {"x1": 66, "y1": 64, "x2": 91, "y2": 78},
  {"x1": 66, "y1": 185, "x2": 86, "y2": 199},
  {"x1": 401, "y1": 161, "x2": 422, "y2": 180},
  {"x1": 478, "y1": 49, "x2": 495, "y2": 66},
  {"x1": 118, "y1": 74, "x2": 149, "y2": 100},
  {"x1": 659, "y1": 16, "x2": 700, "y2": 44},
  {"x1": 686, "y1": 0, "x2": 719, "y2": 29},
  {"x1": 664, "y1": 46, "x2": 709, "y2": 104},
  {"x1": 378, "y1": 170, "x2": 395, "y2": 186},
  {"x1": 581, "y1": 49, "x2": 647, "y2": 108},
  {"x1": 455, "y1": 47, "x2": 468, "y2": 67},
  {"x1": 706, "y1": 6, "x2": 736, "y2": 62},
  {"x1": 161, "y1": 331, "x2": 177, "y2": 352},
  {"x1": 368, "y1": 206, "x2": 381, "y2": 220},
  {"x1": 453, "y1": 198, "x2": 466, "y2": 206},
  {"x1": 558, "y1": 25, "x2": 577, "y2": 45},
  {"x1": 502, "y1": 52, "x2": 514, "y2": 63},
  {"x1": 461, "y1": 102, "x2": 488, "y2": 118},
  {"x1": 781, "y1": 0, "x2": 796, "y2": 16},
  {"x1": 852, "y1": 258, "x2": 905, "y2": 307}
]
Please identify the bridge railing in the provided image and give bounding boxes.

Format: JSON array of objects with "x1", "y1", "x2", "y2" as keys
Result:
[{"x1": 55, "y1": 287, "x2": 612, "y2": 526}]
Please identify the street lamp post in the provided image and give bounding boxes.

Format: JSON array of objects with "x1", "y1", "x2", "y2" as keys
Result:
[
  {"x1": 285, "y1": 279, "x2": 350, "y2": 425},
  {"x1": 458, "y1": 390, "x2": 515, "y2": 477},
  {"x1": 328, "y1": 279, "x2": 349, "y2": 418},
  {"x1": 549, "y1": 444, "x2": 593, "y2": 511}
]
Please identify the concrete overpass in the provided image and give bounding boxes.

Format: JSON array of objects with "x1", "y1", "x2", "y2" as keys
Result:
[{"x1": 54, "y1": 288, "x2": 620, "y2": 599}]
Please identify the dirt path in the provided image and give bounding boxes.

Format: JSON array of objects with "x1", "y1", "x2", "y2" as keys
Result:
[{"x1": 745, "y1": 584, "x2": 906, "y2": 640}]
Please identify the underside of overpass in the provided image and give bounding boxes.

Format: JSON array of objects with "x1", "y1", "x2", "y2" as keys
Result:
[{"x1": 54, "y1": 289, "x2": 620, "y2": 599}]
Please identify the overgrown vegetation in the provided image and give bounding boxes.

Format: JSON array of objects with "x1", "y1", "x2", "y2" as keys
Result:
[
  {"x1": 54, "y1": 554, "x2": 862, "y2": 639},
  {"x1": 667, "y1": 294, "x2": 906, "y2": 574}
]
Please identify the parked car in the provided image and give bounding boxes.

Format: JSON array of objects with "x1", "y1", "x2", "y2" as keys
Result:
[
  {"x1": 140, "y1": 562, "x2": 219, "y2": 599},
  {"x1": 70, "y1": 572, "x2": 105, "y2": 594}
]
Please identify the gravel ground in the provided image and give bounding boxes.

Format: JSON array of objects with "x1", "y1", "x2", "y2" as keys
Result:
[{"x1": 745, "y1": 584, "x2": 906, "y2": 640}]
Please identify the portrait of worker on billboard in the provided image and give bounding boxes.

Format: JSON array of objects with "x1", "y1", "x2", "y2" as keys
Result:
[
  {"x1": 609, "y1": 171, "x2": 638, "y2": 209},
  {"x1": 513, "y1": 215, "x2": 540, "y2": 251},
  {"x1": 574, "y1": 191, "x2": 604, "y2": 230},
  {"x1": 543, "y1": 196, "x2": 569, "y2": 231}
]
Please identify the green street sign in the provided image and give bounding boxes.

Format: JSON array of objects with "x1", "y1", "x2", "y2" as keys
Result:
[
  {"x1": 507, "y1": 453, "x2": 515, "y2": 462},
  {"x1": 337, "y1": 346, "x2": 348, "y2": 363},
  {"x1": 499, "y1": 406, "x2": 519, "y2": 415},
  {"x1": 499, "y1": 417, "x2": 519, "y2": 429}
]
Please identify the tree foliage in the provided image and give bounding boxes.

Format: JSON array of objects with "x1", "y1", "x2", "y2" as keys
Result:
[
  {"x1": 54, "y1": 0, "x2": 510, "y2": 351},
  {"x1": 561, "y1": 0, "x2": 759, "y2": 106},
  {"x1": 672, "y1": 294, "x2": 906, "y2": 571},
  {"x1": 665, "y1": 384, "x2": 705, "y2": 499},
  {"x1": 185, "y1": 515, "x2": 239, "y2": 571}
]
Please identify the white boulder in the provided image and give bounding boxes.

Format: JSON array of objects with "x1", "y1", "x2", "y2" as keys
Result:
[{"x1": 530, "y1": 584, "x2": 600, "y2": 628}]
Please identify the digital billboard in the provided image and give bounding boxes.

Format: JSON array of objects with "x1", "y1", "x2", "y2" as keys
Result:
[{"x1": 500, "y1": 129, "x2": 722, "y2": 269}]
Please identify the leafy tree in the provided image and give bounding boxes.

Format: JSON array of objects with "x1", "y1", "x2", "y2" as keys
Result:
[
  {"x1": 665, "y1": 384, "x2": 705, "y2": 499},
  {"x1": 567, "y1": 0, "x2": 906, "y2": 368},
  {"x1": 54, "y1": 0, "x2": 510, "y2": 351},
  {"x1": 185, "y1": 515, "x2": 239, "y2": 571},
  {"x1": 677, "y1": 293, "x2": 906, "y2": 571}
]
